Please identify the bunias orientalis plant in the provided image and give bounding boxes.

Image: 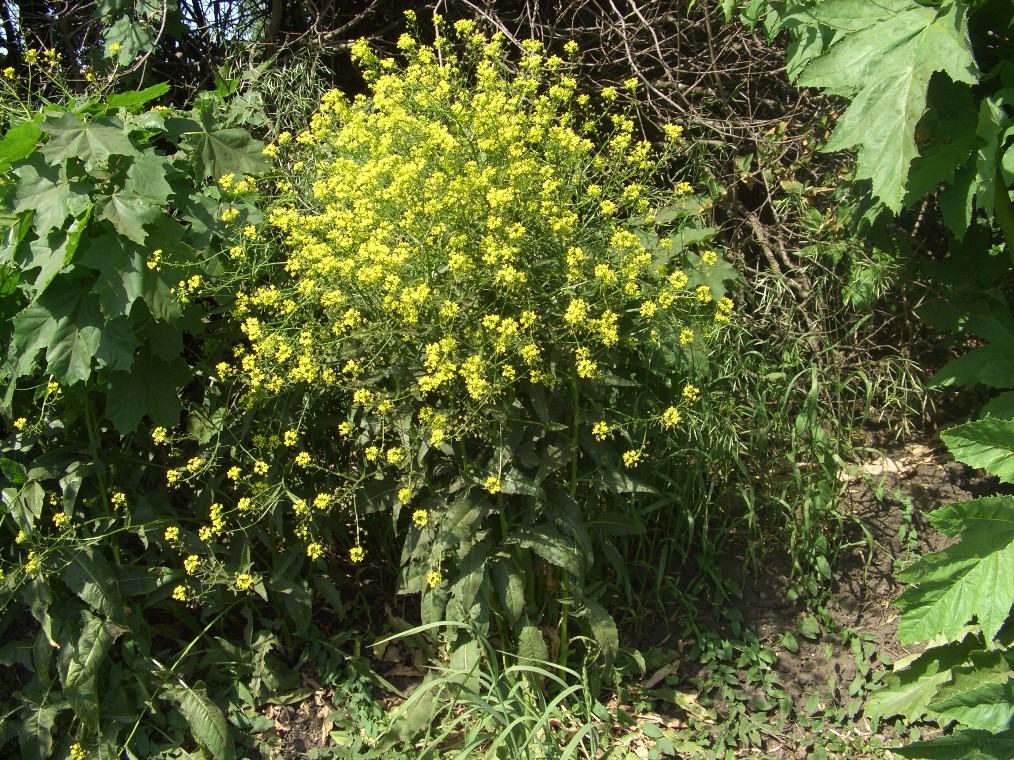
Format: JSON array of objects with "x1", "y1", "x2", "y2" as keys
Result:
[{"x1": 183, "y1": 14, "x2": 738, "y2": 672}]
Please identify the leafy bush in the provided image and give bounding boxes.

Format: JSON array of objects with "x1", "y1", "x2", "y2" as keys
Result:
[{"x1": 178, "y1": 15, "x2": 737, "y2": 666}]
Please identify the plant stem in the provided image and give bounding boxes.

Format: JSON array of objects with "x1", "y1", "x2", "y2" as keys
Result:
[{"x1": 83, "y1": 394, "x2": 120, "y2": 566}]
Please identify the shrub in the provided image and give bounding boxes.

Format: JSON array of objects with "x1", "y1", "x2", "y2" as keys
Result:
[{"x1": 182, "y1": 15, "x2": 738, "y2": 666}]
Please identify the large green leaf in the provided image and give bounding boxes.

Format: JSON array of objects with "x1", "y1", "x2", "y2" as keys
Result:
[
  {"x1": 0, "y1": 119, "x2": 42, "y2": 168},
  {"x1": 517, "y1": 623, "x2": 549, "y2": 663},
  {"x1": 40, "y1": 112, "x2": 139, "y2": 165},
  {"x1": 124, "y1": 151, "x2": 173, "y2": 205},
  {"x1": 929, "y1": 652, "x2": 1014, "y2": 733},
  {"x1": 12, "y1": 155, "x2": 91, "y2": 235},
  {"x1": 103, "y1": 14, "x2": 153, "y2": 66},
  {"x1": 896, "y1": 496, "x2": 1014, "y2": 643},
  {"x1": 17, "y1": 700, "x2": 58, "y2": 760},
  {"x1": 866, "y1": 634, "x2": 980, "y2": 725},
  {"x1": 942, "y1": 419, "x2": 1014, "y2": 483},
  {"x1": 578, "y1": 597, "x2": 619, "y2": 668},
  {"x1": 105, "y1": 83, "x2": 170, "y2": 112},
  {"x1": 509, "y1": 525, "x2": 583, "y2": 577},
  {"x1": 104, "y1": 352, "x2": 191, "y2": 433},
  {"x1": 61, "y1": 547, "x2": 127, "y2": 624},
  {"x1": 161, "y1": 680, "x2": 235, "y2": 760},
  {"x1": 894, "y1": 728, "x2": 1014, "y2": 759},
  {"x1": 795, "y1": 0, "x2": 978, "y2": 211},
  {"x1": 176, "y1": 107, "x2": 267, "y2": 180},
  {"x1": 98, "y1": 191, "x2": 160, "y2": 244},
  {"x1": 58, "y1": 611, "x2": 119, "y2": 731}
]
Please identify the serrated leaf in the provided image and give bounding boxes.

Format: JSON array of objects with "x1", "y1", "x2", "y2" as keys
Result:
[
  {"x1": 104, "y1": 352, "x2": 191, "y2": 433},
  {"x1": 983, "y1": 392, "x2": 1014, "y2": 420},
  {"x1": 180, "y1": 109, "x2": 267, "y2": 179},
  {"x1": 930, "y1": 345, "x2": 1014, "y2": 390},
  {"x1": 12, "y1": 154, "x2": 91, "y2": 234},
  {"x1": 124, "y1": 151, "x2": 173, "y2": 204},
  {"x1": 866, "y1": 635, "x2": 980, "y2": 725},
  {"x1": 941, "y1": 419, "x2": 1014, "y2": 482},
  {"x1": 40, "y1": 112, "x2": 139, "y2": 165},
  {"x1": 99, "y1": 191, "x2": 160, "y2": 244},
  {"x1": 897, "y1": 496, "x2": 1014, "y2": 643},
  {"x1": 894, "y1": 727, "x2": 1014, "y2": 759},
  {"x1": 929, "y1": 652, "x2": 1014, "y2": 732},
  {"x1": 43, "y1": 280, "x2": 103, "y2": 386},
  {"x1": 796, "y1": 0, "x2": 977, "y2": 211},
  {"x1": 161, "y1": 680, "x2": 235, "y2": 760},
  {"x1": 103, "y1": 15, "x2": 152, "y2": 65},
  {"x1": 0, "y1": 119, "x2": 42, "y2": 167}
]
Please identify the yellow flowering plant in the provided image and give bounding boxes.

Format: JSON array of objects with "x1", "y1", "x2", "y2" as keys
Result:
[{"x1": 186, "y1": 17, "x2": 738, "y2": 668}]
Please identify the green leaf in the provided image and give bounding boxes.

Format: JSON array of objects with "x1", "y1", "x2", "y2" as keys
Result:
[
  {"x1": 578, "y1": 597, "x2": 619, "y2": 668},
  {"x1": 510, "y1": 525, "x2": 583, "y2": 577},
  {"x1": 897, "y1": 496, "x2": 1014, "y2": 643},
  {"x1": 796, "y1": 0, "x2": 978, "y2": 211},
  {"x1": 40, "y1": 111, "x2": 139, "y2": 165},
  {"x1": 983, "y1": 392, "x2": 1014, "y2": 420},
  {"x1": 0, "y1": 119, "x2": 42, "y2": 168},
  {"x1": 61, "y1": 547, "x2": 126, "y2": 624},
  {"x1": 492, "y1": 559, "x2": 524, "y2": 628},
  {"x1": 106, "y1": 83, "x2": 170, "y2": 112},
  {"x1": 517, "y1": 623, "x2": 549, "y2": 663},
  {"x1": 103, "y1": 15, "x2": 153, "y2": 66},
  {"x1": 99, "y1": 191, "x2": 160, "y2": 244},
  {"x1": 931, "y1": 346, "x2": 1014, "y2": 390},
  {"x1": 161, "y1": 680, "x2": 236, "y2": 760},
  {"x1": 929, "y1": 652, "x2": 1014, "y2": 732},
  {"x1": 59, "y1": 611, "x2": 119, "y2": 731},
  {"x1": 12, "y1": 154, "x2": 91, "y2": 235},
  {"x1": 179, "y1": 108, "x2": 267, "y2": 180},
  {"x1": 0, "y1": 458, "x2": 27, "y2": 485},
  {"x1": 18, "y1": 700, "x2": 58, "y2": 760},
  {"x1": 124, "y1": 151, "x2": 173, "y2": 204},
  {"x1": 44, "y1": 280, "x2": 103, "y2": 386},
  {"x1": 941, "y1": 419, "x2": 1014, "y2": 482},
  {"x1": 894, "y1": 728, "x2": 1014, "y2": 759},
  {"x1": 104, "y1": 352, "x2": 191, "y2": 433},
  {"x1": 866, "y1": 634, "x2": 980, "y2": 725}
]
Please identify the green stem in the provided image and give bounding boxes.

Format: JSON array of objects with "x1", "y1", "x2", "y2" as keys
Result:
[
  {"x1": 994, "y1": 166, "x2": 1014, "y2": 268},
  {"x1": 83, "y1": 395, "x2": 120, "y2": 566}
]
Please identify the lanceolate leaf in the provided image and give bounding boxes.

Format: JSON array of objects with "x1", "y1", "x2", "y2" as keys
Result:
[
  {"x1": 105, "y1": 82, "x2": 170, "y2": 112},
  {"x1": 161, "y1": 681, "x2": 235, "y2": 760},
  {"x1": 896, "y1": 496, "x2": 1014, "y2": 643},
  {"x1": 61, "y1": 547, "x2": 126, "y2": 624},
  {"x1": 795, "y1": 0, "x2": 978, "y2": 211},
  {"x1": 895, "y1": 728, "x2": 1014, "y2": 759},
  {"x1": 942, "y1": 419, "x2": 1014, "y2": 483},
  {"x1": 59, "y1": 611, "x2": 119, "y2": 731}
]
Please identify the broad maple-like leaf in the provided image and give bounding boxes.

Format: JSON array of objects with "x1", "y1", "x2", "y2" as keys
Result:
[
  {"x1": 942, "y1": 419, "x2": 1014, "y2": 484},
  {"x1": 12, "y1": 154, "x2": 91, "y2": 234},
  {"x1": 795, "y1": 0, "x2": 977, "y2": 212},
  {"x1": 896, "y1": 496, "x2": 1014, "y2": 644},
  {"x1": 40, "y1": 112, "x2": 139, "y2": 166}
]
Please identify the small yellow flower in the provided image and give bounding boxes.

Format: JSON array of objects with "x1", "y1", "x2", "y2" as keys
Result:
[
  {"x1": 2, "y1": 67, "x2": 14, "y2": 79},
  {"x1": 172, "y1": 585, "x2": 187, "y2": 602},
  {"x1": 338, "y1": 421, "x2": 352, "y2": 437},
  {"x1": 227, "y1": 466, "x2": 241, "y2": 480},
  {"x1": 52, "y1": 512, "x2": 70, "y2": 528},
  {"x1": 187, "y1": 457, "x2": 203, "y2": 472},
  {"x1": 661, "y1": 407, "x2": 682, "y2": 429},
  {"x1": 484, "y1": 476, "x2": 502, "y2": 494},
  {"x1": 238, "y1": 497, "x2": 252, "y2": 512},
  {"x1": 166, "y1": 469, "x2": 180, "y2": 486},
  {"x1": 46, "y1": 381, "x2": 60, "y2": 395},
  {"x1": 15, "y1": 530, "x2": 27, "y2": 544},
  {"x1": 364, "y1": 446, "x2": 380, "y2": 462},
  {"x1": 307, "y1": 542, "x2": 324, "y2": 560},
  {"x1": 696, "y1": 285, "x2": 713, "y2": 303},
  {"x1": 683, "y1": 384, "x2": 701, "y2": 402},
  {"x1": 294, "y1": 451, "x2": 311, "y2": 468},
  {"x1": 253, "y1": 460, "x2": 269, "y2": 475},
  {"x1": 152, "y1": 426, "x2": 167, "y2": 444},
  {"x1": 386, "y1": 447, "x2": 405, "y2": 464},
  {"x1": 70, "y1": 742, "x2": 87, "y2": 760},
  {"x1": 164, "y1": 526, "x2": 179, "y2": 541},
  {"x1": 111, "y1": 492, "x2": 127, "y2": 509},
  {"x1": 701, "y1": 250, "x2": 718, "y2": 267},
  {"x1": 427, "y1": 570, "x2": 442, "y2": 588},
  {"x1": 13, "y1": 417, "x2": 27, "y2": 431},
  {"x1": 234, "y1": 573, "x2": 254, "y2": 591},
  {"x1": 679, "y1": 328, "x2": 695, "y2": 346},
  {"x1": 108, "y1": 42, "x2": 123, "y2": 55},
  {"x1": 399, "y1": 487, "x2": 414, "y2": 504},
  {"x1": 592, "y1": 421, "x2": 611, "y2": 441},
  {"x1": 622, "y1": 448, "x2": 644, "y2": 468},
  {"x1": 412, "y1": 509, "x2": 428, "y2": 528},
  {"x1": 283, "y1": 430, "x2": 298, "y2": 446},
  {"x1": 184, "y1": 555, "x2": 201, "y2": 575},
  {"x1": 349, "y1": 546, "x2": 365, "y2": 563}
]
